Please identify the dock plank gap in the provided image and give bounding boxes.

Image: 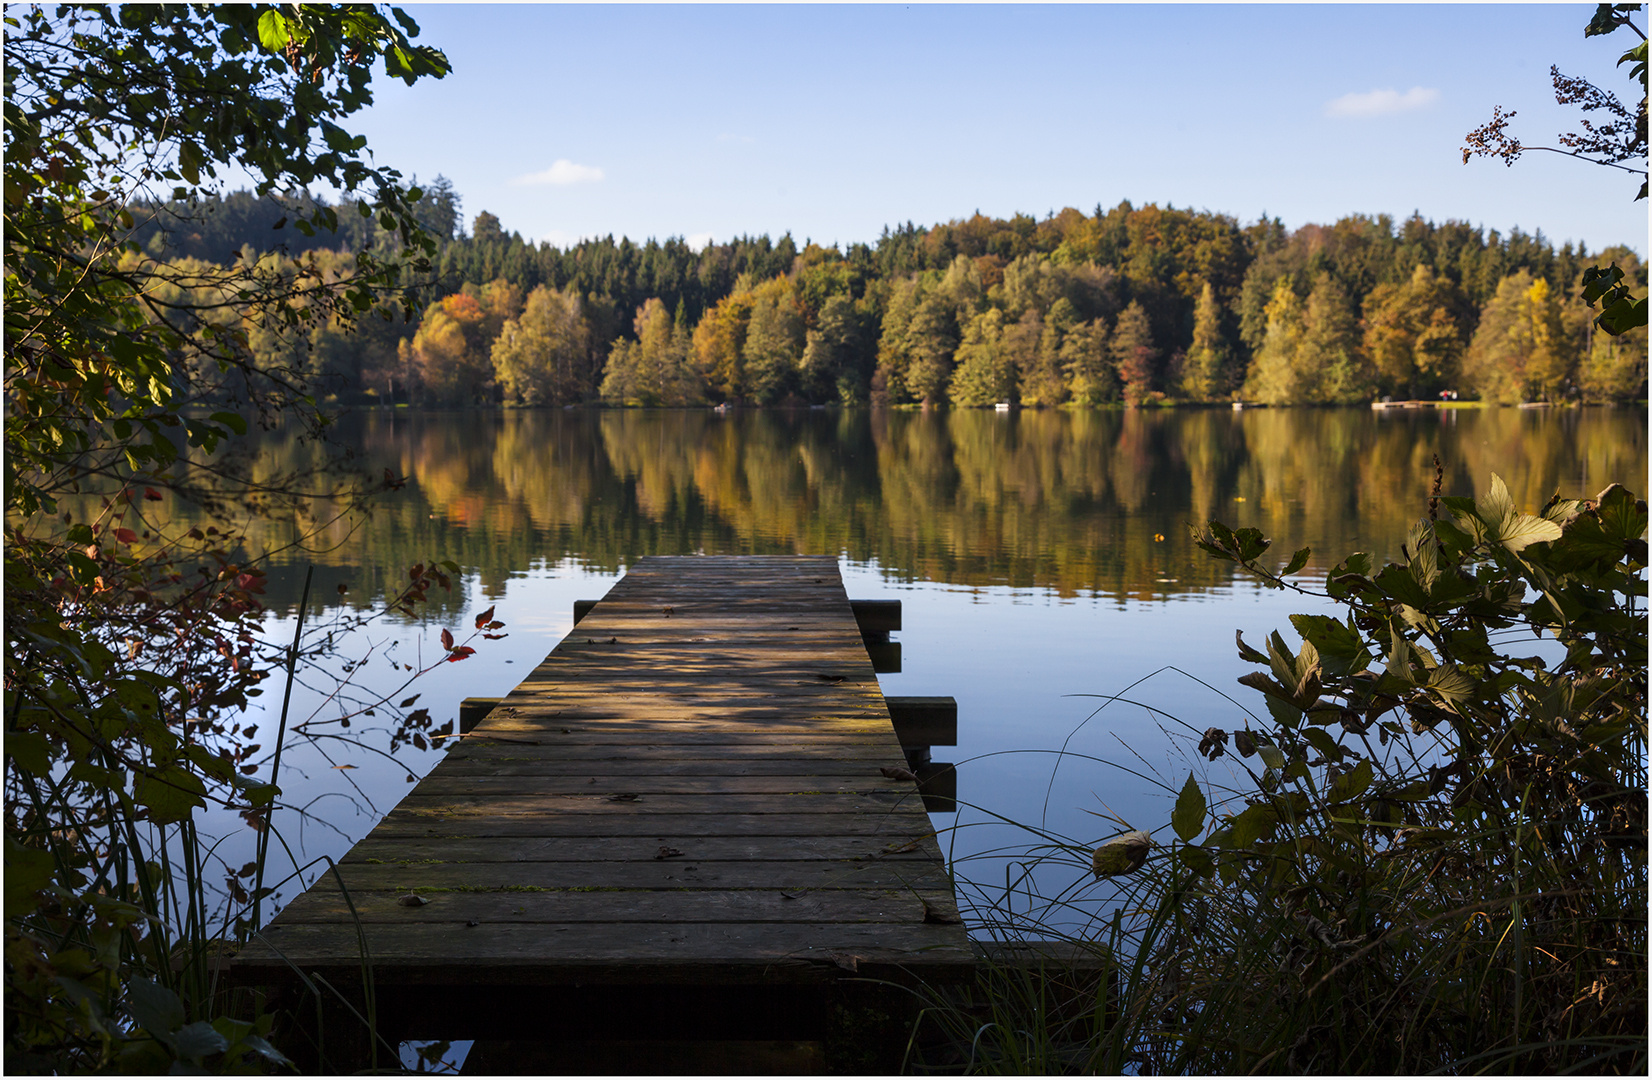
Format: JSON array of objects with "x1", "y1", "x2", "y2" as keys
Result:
[{"x1": 232, "y1": 556, "x2": 971, "y2": 1072}]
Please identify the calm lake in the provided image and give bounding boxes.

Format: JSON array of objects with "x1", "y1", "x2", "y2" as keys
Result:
[{"x1": 215, "y1": 405, "x2": 1644, "y2": 934}]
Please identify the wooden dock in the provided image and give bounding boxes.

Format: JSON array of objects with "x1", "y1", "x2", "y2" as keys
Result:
[{"x1": 232, "y1": 556, "x2": 971, "y2": 1072}]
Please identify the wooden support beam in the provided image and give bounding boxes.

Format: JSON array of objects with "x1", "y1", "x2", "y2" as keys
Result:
[
  {"x1": 886, "y1": 696, "x2": 956, "y2": 747},
  {"x1": 849, "y1": 599, "x2": 900, "y2": 635},
  {"x1": 863, "y1": 639, "x2": 901, "y2": 673},
  {"x1": 916, "y1": 762, "x2": 956, "y2": 813},
  {"x1": 459, "y1": 696, "x2": 503, "y2": 734}
]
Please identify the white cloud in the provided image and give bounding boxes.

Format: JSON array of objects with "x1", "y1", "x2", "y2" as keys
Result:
[
  {"x1": 509, "y1": 159, "x2": 604, "y2": 186},
  {"x1": 1323, "y1": 86, "x2": 1439, "y2": 118},
  {"x1": 686, "y1": 232, "x2": 715, "y2": 251}
]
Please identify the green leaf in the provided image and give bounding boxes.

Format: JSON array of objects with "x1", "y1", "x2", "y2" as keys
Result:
[
  {"x1": 1496, "y1": 513, "x2": 1563, "y2": 554},
  {"x1": 1426, "y1": 663, "x2": 1476, "y2": 703},
  {"x1": 1289, "y1": 614, "x2": 1371, "y2": 678},
  {"x1": 1257, "y1": 744, "x2": 1286, "y2": 772},
  {"x1": 256, "y1": 9, "x2": 291, "y2": 53},
  {"x1": 1235, "y1": 629, "x2": 1268, "y2": 663},
  {"x1": 240, "y1": 1033, "x2": 291, "y2": 1067},
  {"x1": 1178, "y1": 845, "x2": 1214, "y2": 877},
  {"x1": 5, "y1": 837, "x2": 56, "y2": 913},
  {"x1": 1327, "y1": 759, "x2": 1373, "y2": 804},
  {"x1": 244, "y1": 783, "x2": 280, "y2": 808},
  {"x1": 177, "y1": 141, "x2": 202, "y2": 186},
  {"x1": 1407, "y1": 520, "x2": 1439, "y2": 590},
  {"x1": 1264, "y1": 694, "x2": 1303, "y2": 729},
  {"x1": 1594, "y1": 483, "x2": 1647, "y2": 544},
  {"x1": 1235, "y1": 527, "x2": 1271, "y2": 562},
  {"x1": 1230, "y1": 803, "x2": 1278, "y2": 847},
  {"x1": 133, "y1": 765, "x2": 206, "y2": 825},
  {"x1": 1480, "y1": 473, "x2": 1515, "y2": 533},
  {"x1": 1172, "y1": 772, "x2": 1206, "y2": 843},
  {"x1": 1281, "y1": 546, "x2": 1311, "y2": 577},
  {"x1": 209, "y1": 410, "x2": 248, "y2": 436},
  {"x1": 126, "y1": 978, "x2": 185, "y2": 1040},
  {"x1": 173, "y1": 1020, "x2": 229, "y2": 1061},
  {"x1": 6, "y1": 731, "x2": 52, "y2": 776},
  {"x1": 1302, "y1": 726, "x2": 1343, "y2": 761}
]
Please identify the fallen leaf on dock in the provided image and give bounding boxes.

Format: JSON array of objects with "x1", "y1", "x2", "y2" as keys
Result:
[
  {"x1": 661, "y1": 606, "x2": 674, "y2": 615},
  {"x1": 465, "y1": 920, "x2": 480, "y2": 928},
  {"x1": 880, "y1": 765, "x2": 919, "y2": 782},
  {"x1": 815, "y1": 674, "x2": 845, "y2": 683},
  {"x1": 780, "y1": 892, "x2": 802, "y2": 901},
  {"x1": 829, "y1": 952, "x2": 862, "y2": 973},
  {"x1": 397, "y1": 893, "x2": 429, "y2": 907},
  {"x1": 608, "y1": 792, "x2": 641, "y2": 802},
  {"x1": 654, "y1": 846, "x2": 685, "y2": 860}
]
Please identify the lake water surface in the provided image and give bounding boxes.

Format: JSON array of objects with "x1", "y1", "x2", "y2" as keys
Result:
[{"x1": 216, "y1": 405, "x2": 1644, "y2": 934}]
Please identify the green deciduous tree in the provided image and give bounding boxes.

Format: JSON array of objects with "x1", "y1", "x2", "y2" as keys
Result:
[
  {"x1": 741, "y1": 277, "x2": 806, "y2": 404},
  {"x1": 906, "y1": 290, "x2": 963, "y2": 407},
  {"x1": 1300, "y1": 272, "x2": 1370, "y2": 403},
  {"x1": 493, "y1": 284, "x2": 595, "y2": 405},
  {"x1": 1061, "y1": 318, "x2": 1117, "y2": 405},
  {"x1": 800, "y1": 293, "x2": 875, "y2": 404},
  {"x1": 948, "y1": 308, "x2": 1013, "y2": 407},
  {"x1": 600, "y1": 297, "x2": 701, "y2": 406}
]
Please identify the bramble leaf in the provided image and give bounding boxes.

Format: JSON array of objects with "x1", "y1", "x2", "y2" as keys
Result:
[{"x1": 1172, "y1": 772, "x2": 1206, "y2": 843}]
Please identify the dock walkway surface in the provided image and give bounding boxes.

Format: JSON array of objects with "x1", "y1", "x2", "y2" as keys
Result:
[{"x1": 232, "y1": 555, "x2": 971, "y2": 1072}]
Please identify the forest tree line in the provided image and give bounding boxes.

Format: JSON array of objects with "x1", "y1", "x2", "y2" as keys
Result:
[{"x1": 134, "y1": 185, "x2": 1648, "y2": 408}]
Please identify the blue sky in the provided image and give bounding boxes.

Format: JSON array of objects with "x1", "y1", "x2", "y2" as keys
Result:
[{"x1": 347, "y1": 4, "x2": 1648, "y2": 255}]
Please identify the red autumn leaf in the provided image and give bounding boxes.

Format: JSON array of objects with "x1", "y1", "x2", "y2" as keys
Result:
[
  {"x1": 446, "y1": 646, "x2": 475, "y2": 662},
  {"x1": 440, "y1": 628, "x2": 454, "y2": 650},
  {"x1": 474, "y1": 606, "x2": 495, "y2": 630},
  {"x1": 144, "y1": 488, "x2": 163, "y2": 501},
  {"x1": 114, "y1": 528, "x2": 138, "y2": 544}
]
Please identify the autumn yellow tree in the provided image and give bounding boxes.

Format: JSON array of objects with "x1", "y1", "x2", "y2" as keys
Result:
[
  {"x1": 1361, "y1": 265, "x2": 1468, "y2": 399},
  {"x1": 1461, "y1": 271, "x2": 1576, "y2": 402}
]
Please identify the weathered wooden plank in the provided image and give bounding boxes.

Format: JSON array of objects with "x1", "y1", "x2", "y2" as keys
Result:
[
  {"x1": 269, "y1": 887, "x2": 959, "y2": 926},
  {"x1": 385, "y1": 791, "x2": 933, "y2": 817},
  {"x1": 339, "y1": 834, "x2": 944, "y2": 865},
  {"x1": 242, "y1": 921, "x2": 973, "y2": 973},
  {"x1": 312, "y1": 859, "x2": 950, "y2": 893},
  {"x1": 405, "y1": 773, "x2": 919, "y2": 797},
  {"x1": 436, "y1": 750, "x2": 910, "y2": 769},
  {"x1": 368, "y1": 812, "x2": 944, "y2": 839}
]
